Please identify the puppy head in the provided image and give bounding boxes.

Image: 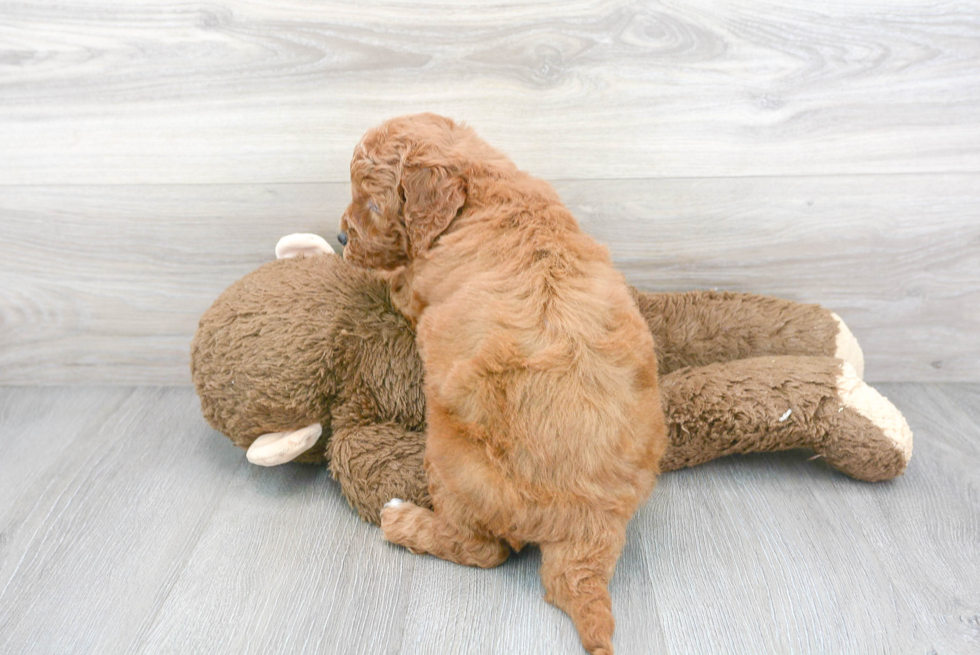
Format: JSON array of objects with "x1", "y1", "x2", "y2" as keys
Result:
[{"x1": 339, "y1": 113, "x2": 468, "y2": 269}]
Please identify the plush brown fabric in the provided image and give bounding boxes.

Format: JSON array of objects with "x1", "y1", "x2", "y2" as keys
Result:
[
  {"x1": 659, "y1": 356, "x2": 907, "y2": 481},
  {"x1": 192, "y1": 253, "x2": 911, "y2": 525},
  {"x1": 634, "y1": 290, "x2": 838, "y2": 375},
  {"x1": 192, "y1": 257, "x2": 421, "y2": 457}
]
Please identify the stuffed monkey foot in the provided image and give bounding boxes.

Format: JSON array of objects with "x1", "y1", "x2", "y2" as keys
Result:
[
  {"x1": 825, "y1": 362, "x2": 912, "y2": 481},
  {"x1": 659, "y1": 356, "x2": 912, "y2": 481},
  {"x1": 831, "y1": 313, "x2": 864, "y2": 378}
]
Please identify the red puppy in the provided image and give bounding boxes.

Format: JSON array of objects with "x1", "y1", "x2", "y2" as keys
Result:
[{"x1": 339, "y1": 113, "x2": 667, "y2": 655}]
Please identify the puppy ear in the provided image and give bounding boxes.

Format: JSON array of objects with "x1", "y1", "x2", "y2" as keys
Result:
[{"x1": 399, "y1": 164, "x2": 466, "y2": 258}]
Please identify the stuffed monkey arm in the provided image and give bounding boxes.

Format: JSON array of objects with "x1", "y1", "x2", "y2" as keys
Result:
[
  {"x1": 632, "y1": 289, "x2": 863, "y2": 377},
  {"x1": 328, "y1": 418, "x2": 431, "y2": 525},
  {"x1": 658, "y1": 355, "x2": 912, "y2": 481}
]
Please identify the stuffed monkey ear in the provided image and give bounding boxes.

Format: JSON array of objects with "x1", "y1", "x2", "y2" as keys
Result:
[
  {"x1": 275, "y1": 233, "x2": 336, "y2": 259},
  {"x1": 399, "y1": 164, "x2": 466, "y2": 259},
  {"x1": 246, "y1": 423, "x2": 322, "y2": 466}
]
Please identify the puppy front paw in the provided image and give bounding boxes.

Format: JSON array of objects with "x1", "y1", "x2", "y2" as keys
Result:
[
  {"x1": 380, "y1": 498, "x2": 429, "y2": 555},
  {"x1": 380, "y1": 498, "x2": 408, "y2": 538}
]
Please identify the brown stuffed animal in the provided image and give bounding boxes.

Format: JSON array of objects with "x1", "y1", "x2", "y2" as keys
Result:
[{"x1": 191, "y1": 236, "x2": 912, "y2": 525}]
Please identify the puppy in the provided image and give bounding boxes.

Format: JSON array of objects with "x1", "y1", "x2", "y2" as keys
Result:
[{"x1": 339, "y1": 113, "x2": 667, "y2": 655}]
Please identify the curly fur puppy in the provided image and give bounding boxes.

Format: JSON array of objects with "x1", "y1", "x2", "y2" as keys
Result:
[{"x1": 339, "y1": 113, "x2": 667, "y2": 655}]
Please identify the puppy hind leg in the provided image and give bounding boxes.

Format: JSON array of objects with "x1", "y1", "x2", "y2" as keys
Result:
[
  {"x1": 539, "y1": 535, "x2": 625, "y2": 655},
  {"x1": 380, "y1": 500, "x2": 510, "y2": 569}
]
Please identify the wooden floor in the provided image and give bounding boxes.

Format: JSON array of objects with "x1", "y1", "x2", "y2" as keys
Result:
[{"x1": 0, "y1": 383, "x2": 977, "y2": 654}]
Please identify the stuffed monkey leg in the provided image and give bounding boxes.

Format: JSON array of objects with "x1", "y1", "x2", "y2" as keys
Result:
[
  {"x1": 632, "y1": 290, "x2": 864, "y2": 377},
  {"x1": 659, "y1": 355, "x2": 911, "y2": 481},
  {"x1": 333, "y1": 355, "x2": 912, "y2": 528},
  {"x1": 329, "y1": 421, "x2": 431, "y2": 524}
]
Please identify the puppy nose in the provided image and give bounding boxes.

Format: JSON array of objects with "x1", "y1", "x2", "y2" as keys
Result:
[{"x1": 337, "y1": 232, "x2": 348, "y2": 246}]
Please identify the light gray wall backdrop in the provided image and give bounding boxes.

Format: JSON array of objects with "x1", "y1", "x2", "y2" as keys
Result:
[{"x1": 2, "y1": 0, "x2": 978, "y2": 384}]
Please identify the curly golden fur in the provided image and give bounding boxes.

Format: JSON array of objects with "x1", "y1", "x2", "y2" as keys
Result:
[{"x1": 339, "y1": 113, "x2": 668, "y2": 655}]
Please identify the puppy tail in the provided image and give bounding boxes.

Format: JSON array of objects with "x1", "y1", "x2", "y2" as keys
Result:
[{"x1": 539, "y1": 533, "x2": 625, "y2": 655}]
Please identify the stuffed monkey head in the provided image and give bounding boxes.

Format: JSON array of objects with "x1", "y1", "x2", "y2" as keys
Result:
[{"x1": 191, "y1": 235, "x2": 426, "y2": 467}]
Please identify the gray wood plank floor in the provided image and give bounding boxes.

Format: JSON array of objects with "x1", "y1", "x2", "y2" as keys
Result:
[{"x1": 1, "y1": 384, "x2": 977, "y2": 654}]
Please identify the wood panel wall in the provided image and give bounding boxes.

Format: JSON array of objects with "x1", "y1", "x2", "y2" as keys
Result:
[{"x1": 1, "y1": 1, "x2": 978, "y2": 383}]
